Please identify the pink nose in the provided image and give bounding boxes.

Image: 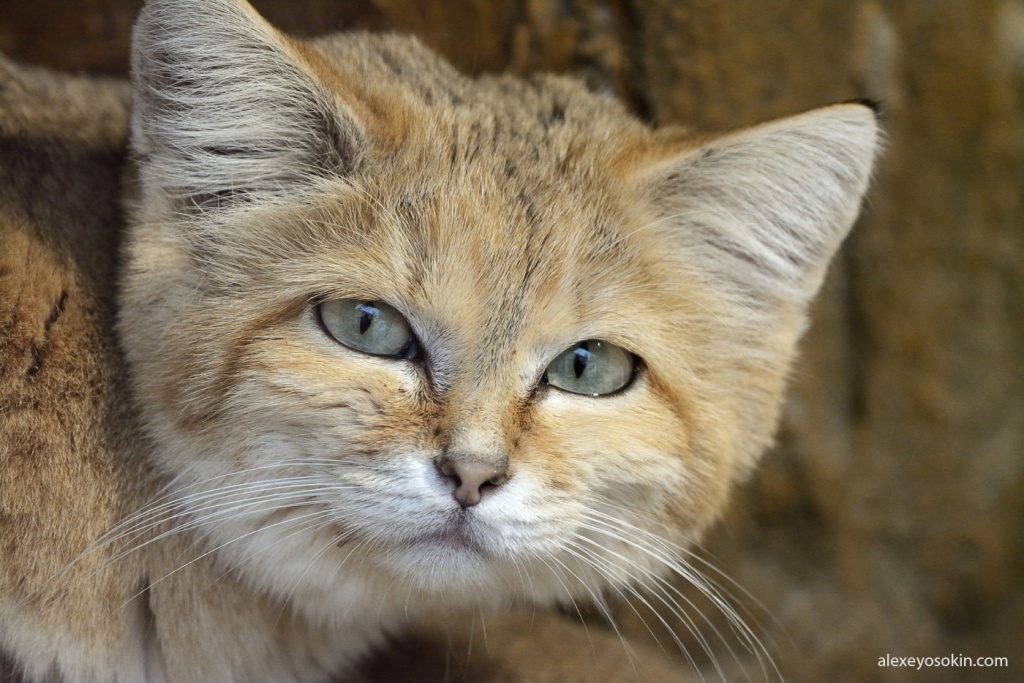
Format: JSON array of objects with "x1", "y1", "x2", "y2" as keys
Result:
[{"x1": 435, "y1": 457, "x2": 508, "y2": 508}]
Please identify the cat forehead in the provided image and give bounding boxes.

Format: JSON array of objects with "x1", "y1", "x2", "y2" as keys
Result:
[
  {"x1": 309, "y1": 33, "x2": 646, "y2": 166},
  {"x1": 298, "y1": 37, "x2": 656, "y2": 308},
  {"x1": 308, "y1": 170, "x2": 650, "y2": 337}
]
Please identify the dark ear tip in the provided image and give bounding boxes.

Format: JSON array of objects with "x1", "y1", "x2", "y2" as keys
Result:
[{"x1": 843, "y1": 98, "x2": 884, "y2": 119}]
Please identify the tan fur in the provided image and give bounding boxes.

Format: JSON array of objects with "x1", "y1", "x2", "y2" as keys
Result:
[
  {"x1": 0, "y1": 57, "x2": 152, "y2": 682},
  {"x1": 1, "y1": 0, "x2": 881, "y2": 680}
]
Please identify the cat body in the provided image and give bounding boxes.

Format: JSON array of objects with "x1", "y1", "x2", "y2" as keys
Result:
[{"x1": 0, "y1": 0, "x2": 881, "y2": 680}]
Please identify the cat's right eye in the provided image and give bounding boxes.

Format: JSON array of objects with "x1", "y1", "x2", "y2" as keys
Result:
[{"x1": 318, "y1": 299, "x2": 420, "y2": 360}]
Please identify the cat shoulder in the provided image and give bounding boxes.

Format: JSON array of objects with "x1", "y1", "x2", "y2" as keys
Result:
[{"x1": 0, "y1": 55, "x2": 154, "y2": 682}]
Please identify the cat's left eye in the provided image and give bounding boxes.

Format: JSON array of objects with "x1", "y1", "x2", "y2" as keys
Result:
[
  {"x1": 318, "y1": 299, "x2": 420, "y2": 360},
  {"x1": 544, "y1": 340, "x2": 636, "y2": 396}
]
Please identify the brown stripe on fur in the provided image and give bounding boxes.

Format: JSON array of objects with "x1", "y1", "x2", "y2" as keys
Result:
[{"x1": 171, "y1": 297, "x2": 310, "y2": 434}]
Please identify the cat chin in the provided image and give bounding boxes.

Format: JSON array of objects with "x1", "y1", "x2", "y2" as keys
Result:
[
  {"x1": 366, "y1": 542, "x2": 603, "y2": 614},
  {"x1": 184, "y1": 498, "x2": 511, "y2": 615},
  {"x1": 206, "y1": 530, "x2": 551, "y2": 628},
  {"x1": 372, "y1": 540, "x2": 514, "y2": 597}
]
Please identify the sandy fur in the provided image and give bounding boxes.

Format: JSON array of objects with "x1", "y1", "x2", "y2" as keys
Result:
[{"x1": 1, "y1": 0, "x2": 880, "y2": 680}]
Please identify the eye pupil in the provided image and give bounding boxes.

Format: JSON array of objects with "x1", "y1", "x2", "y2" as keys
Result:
[
  {"x1": 573, "y1": 345, "x2": 589, "y2": 379},
  {"x1": 357, "y1": 304, "x2": 375, "y2": 334}
]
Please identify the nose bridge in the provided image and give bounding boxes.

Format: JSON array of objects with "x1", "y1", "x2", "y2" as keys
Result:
[
  {"x1": 448, "y1": 421, "x2": 506, "y2": 463},
  {"x1": 432, "y1": 266, "x2": 529, "y2": 464},
  {"x1": 443, "y1": 377, "x2": 518, "y2": 467},
  {"x1": 436, "y1": 387, "x2": 516, "y2": 509}
]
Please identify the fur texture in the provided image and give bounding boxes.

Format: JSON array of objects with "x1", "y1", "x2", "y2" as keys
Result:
[{"x1": 0, "y1": 0, "x2": 881, "y2": 680}]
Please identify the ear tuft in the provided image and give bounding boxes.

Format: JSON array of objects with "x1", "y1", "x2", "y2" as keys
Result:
[{"x1": 131, "y1": 0, "x2": 364, "y2": 211}]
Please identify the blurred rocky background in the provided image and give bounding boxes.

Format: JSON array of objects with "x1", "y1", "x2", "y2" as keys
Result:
[{"x1": 2, "y1": 1, "x2": 1021, "y2": 680}]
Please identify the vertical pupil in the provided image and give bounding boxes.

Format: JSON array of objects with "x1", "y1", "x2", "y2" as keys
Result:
[
  {"x1": 573, "y1": 341, "x2": 590, "y2": 379},
  {"x1": 357, "y1": 303, "x2": 376, "y2": 335}
]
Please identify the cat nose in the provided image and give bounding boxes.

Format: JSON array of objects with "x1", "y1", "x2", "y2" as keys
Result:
[{"x1": 435, "y1": 457, "x2": 508, "y2": 508}]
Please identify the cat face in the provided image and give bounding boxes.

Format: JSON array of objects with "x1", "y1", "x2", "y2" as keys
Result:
[{"x1": 121, "y1": 0, "x2": 879, "y2": 621}]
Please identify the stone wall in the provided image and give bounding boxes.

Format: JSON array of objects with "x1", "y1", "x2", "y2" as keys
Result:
[{"x1": 3, "y1": 1, "x2": 1021, "y2": 680}]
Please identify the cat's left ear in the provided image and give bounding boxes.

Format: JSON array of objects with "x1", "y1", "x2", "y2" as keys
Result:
[
  {"x1": 130, "y1": 0, "x2": 365, "y2": 210},
  {"x1": 637, "y1": 103, "x2": 882, "y2": 308},
  {"x1": 634, "y1": 104, "x2": 881, "y2": 470}
]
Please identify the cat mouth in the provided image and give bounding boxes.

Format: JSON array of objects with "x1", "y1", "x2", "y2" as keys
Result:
[{"x1": 407, "y1": 523, "x2": 486, "y2": 554}]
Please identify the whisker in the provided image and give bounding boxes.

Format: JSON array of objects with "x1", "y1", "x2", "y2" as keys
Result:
[
  {"x1": 560, "y1": 540, "x2": 707, "y2": 680},
  {"x1": 117, "y1": 503, "x2": 342, "y2": 612},
  {"x1": 539, "y1": 554, "x2": 644, "y2": 681},
  {"x1": 575, "y1": 509, "x2": 780, "y2": 681},
  {"x1": 584, "y1": 505, "x2": 782, "y2": 659},
  {"x1": 566, "y1": 535, "x2": 726, "y2": 681}
]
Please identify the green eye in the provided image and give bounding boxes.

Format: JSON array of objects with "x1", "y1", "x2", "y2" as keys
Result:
[
  {"x1": 318, "y1": 299, "x2": 420, "y2": 360},
  {"x1": 544, "y1": 340, "x2": 636, "y2": 396}
]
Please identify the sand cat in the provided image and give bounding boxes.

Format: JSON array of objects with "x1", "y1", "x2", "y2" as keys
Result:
[{"x1": 0, "y1": 0, "x2": 880, "y2": 680}]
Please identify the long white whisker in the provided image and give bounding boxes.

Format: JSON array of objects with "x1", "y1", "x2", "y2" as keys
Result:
[
  {"x1": 560, "y1": 540, "x2": 708, "y2": 680},
  {"x1": 576, "y1": 510, "x2": 779, "y2": 681},
  {"x1": 566, "y1": 535, "x2": 727, "y2": 681},
  {"x1": 582, "y1": 506, "x2": 781, "y2": 665},
  {"x1": 118, "y1": 503, "x2": 339, "y2": 612},
  {"x1": 539, "y1": 553, "x2": 643, "y2": 681}
]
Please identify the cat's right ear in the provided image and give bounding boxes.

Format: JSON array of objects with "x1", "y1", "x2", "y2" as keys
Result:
[{"x1": 130, "y1": 0, "x2": 365, "y2": 211}]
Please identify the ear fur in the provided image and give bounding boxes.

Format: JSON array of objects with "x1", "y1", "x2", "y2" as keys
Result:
[
  {"x1": 130, "y1": 0, "x2": 364, "y2": 210},
  {"x1": 636, "y1": 104, "x2": 882, "y2": 472},
  {"x1": 641, "y1": 103, "x2": 882, "y2": 308}
]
